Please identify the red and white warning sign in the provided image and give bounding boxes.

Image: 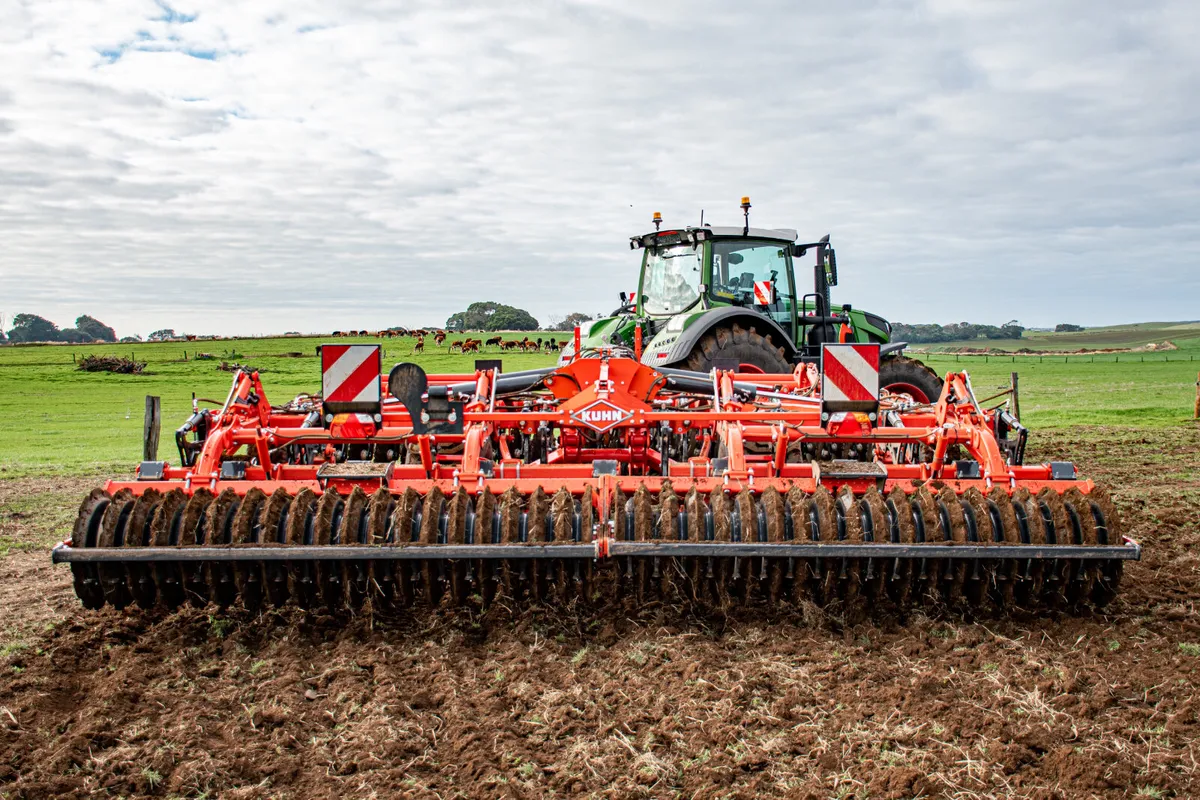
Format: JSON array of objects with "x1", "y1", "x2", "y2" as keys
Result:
[
  {"x1": 321, "y1": 344, "x2": 382, "y2": 411},
  {"x1": 753, "y1": 280, "x2": 774, "y2": 306},
  {"x1": 821, "y1": 343, "x2": 880, "y2": 411}
]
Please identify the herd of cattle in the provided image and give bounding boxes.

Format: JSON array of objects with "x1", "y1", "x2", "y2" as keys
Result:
[{"x1": 330, "y1": 328, "x2": 561, "y2": 355}]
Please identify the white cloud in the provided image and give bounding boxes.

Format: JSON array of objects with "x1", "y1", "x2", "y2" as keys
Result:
[{"x1": 1, "y1": 0, "x2": 1198, "y2": 337}]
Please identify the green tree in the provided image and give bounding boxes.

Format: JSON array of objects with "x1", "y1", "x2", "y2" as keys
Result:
[
  {"x1": 447, "y1": 301, "x2": 504, "y2": 330},
  {"x1": 148, "y1": 328, "x2": 175, "y2": 342},
  {"x1": 119, "y1": 334, "x2": 143, "y2": 343},
  {"x1": 485, "y1": 306, "x2": 539, "y2": 331},
  {"x1": 76, "y1": 315, "x2": 117, "y2": 342},
  {"x1": 447, "y1": 302, "x2": 538, "y2": 331},
  {"x1": 7, "y1": 313, "x2": 60, "y2": 343},
  {"x1": 58, "y1": 328, "x2": 92, "y2": 343},
  {"x1": 553, "y1": 312, "x2": 593, "y2": 332}
]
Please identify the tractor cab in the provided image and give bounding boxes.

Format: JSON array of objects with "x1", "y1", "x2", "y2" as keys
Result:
[{"x1": 633, "y1": 225, "x2": 802, "y2": 342}]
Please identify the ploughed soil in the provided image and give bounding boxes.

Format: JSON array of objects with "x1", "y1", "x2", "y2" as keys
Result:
[{"x1": 0, "y1": 428, "x2": 1198, "y2": 799}]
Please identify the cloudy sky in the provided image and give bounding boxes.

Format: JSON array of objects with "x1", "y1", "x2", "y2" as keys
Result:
[{"x1": 2, "y1": 0, "x2": 1198, "y2": 338}]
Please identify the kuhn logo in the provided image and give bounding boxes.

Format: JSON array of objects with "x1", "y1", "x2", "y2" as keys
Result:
[{"x1": 571, "y1": 399, "x2": 632, "y2": 433}]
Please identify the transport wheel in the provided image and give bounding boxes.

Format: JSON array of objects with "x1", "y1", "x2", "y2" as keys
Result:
[
  {"x1": 684, "y1": 324, "x2": 790, "y2": 374},
  {"x1": 879, "y1": 356, "x2": 943, "y2": 404}
]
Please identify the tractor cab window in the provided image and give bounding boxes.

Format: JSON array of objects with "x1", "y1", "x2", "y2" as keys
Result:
[
  {"x1": 641, "y1": 243, "x2": 703, "y2": 315},
  {"x1": 711, "y1": 241, "x2": 793, "y2": 325}
]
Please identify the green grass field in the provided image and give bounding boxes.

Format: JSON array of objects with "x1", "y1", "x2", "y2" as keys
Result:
[{"x1": 1, "y1": 326, "x2": 1197, "y2": 476}]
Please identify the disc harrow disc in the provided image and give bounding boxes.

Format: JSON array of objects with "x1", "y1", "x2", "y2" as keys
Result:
[{"x1": 126, "y1": 489, "x2": 162, "y2": 609}]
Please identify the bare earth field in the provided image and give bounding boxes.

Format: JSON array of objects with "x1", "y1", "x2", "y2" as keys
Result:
[{"x1": 0, "y1": 428, "x2": 1197, "y2": 799}]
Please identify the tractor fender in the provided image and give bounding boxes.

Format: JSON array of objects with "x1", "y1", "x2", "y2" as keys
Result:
[
  {"x1": 880, "y1": 341, "x2": 908, "y2": 359},
  {"x1": 642, "y1": 307, "x2": 799, "y2": 368}
]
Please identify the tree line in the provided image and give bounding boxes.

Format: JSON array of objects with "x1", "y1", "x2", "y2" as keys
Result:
[
  {"x1": 2, "y1": 314, "x2": 125, "y2": 344},
  {"x1": 890, "y1": 321, "x2": 1026, "y2": 343}
]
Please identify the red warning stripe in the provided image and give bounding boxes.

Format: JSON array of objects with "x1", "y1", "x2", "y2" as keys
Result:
[
  {"x1": 822, "y1": 345, "x2": 879, "y2": 403},
  {"x1": 753, "y1": 280, "x2": 773, "y2": 305},
  {"x1": 322, "y1": 345, "x2": 380, "y2": 404}
]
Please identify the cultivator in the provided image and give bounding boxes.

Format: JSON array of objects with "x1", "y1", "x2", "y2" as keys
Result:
[{"x1": 55, "y1": 342, "x2": 1139, "y2": 616}]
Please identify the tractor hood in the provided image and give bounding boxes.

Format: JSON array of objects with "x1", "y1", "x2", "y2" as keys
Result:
[{"x1": 556, "y1": 315, "x2": 629, "y2": 365}]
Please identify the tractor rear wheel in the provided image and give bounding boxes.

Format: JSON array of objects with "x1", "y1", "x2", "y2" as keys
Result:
[
  {"x1": 685, "y1": 324, "x2": 791, "y2": 374},
  {"x1": 880, "y1": 356, "x2": 943, "y2": 404}
]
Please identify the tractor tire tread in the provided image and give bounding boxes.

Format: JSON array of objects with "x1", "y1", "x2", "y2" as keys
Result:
[{"x1": 685, "y1": 325, "x2": 791, "y2": 374}]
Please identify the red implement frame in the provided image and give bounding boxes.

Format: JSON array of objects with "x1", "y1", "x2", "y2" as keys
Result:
[{"x1": 117, "y1": 352, "x2": 1089, "y2": 507}]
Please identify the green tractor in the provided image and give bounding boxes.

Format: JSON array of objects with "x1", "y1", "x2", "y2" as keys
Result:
[{"x1": 561, "y1": 201, "x2": 944, "y2": 402}]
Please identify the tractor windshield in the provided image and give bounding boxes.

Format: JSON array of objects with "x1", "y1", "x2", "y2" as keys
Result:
[
  {"x1": 711, "y1": 241, "x2": 790, "y2": 302},
  {"x1": 641, "y1": 243, "x2": 703, "y2": 315}
]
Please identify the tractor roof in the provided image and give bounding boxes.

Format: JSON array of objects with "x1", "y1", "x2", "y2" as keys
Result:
[
  {"x1": 701, "y1": 226, "x2": 797, "y2": 242},
  {"x1": 630, "y1": 225, "x2": 798, "y2": 250}
]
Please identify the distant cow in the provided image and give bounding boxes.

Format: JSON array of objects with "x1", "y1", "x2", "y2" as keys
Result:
[
  {"x1": 411, "y1": 337, "x2": 425, "y2": 354},
  {"x1": 485, "y1": 336, "x2": 503, "y2": 349}
]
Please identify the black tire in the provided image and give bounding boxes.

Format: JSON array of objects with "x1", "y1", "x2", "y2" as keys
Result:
[
  {"x1": 879, "y1": 356, "x2": 943, "y2": 403},
  {"x1": 685, "y1": 324, "x2": 791, "y2": 374}
]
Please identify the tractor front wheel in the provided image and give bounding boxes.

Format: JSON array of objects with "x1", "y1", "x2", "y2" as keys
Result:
[
  {"x1": 879, "y1": 356, "x2": 944, "y2": 404},
  {"x1": 685, "y1": 324, "x2": 791, "y2": 374}
]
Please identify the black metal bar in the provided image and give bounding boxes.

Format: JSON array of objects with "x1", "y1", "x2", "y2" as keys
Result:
[
  {"x1": 446, "y1": 367, "x2": 557, "y2": 397},
  {"x1": 53, "y1": 539, "x2": 1141, "y2": 564},
  {"x1": 53, "y1": 544, "x2": 597, "y2": 562},
  {"x1": 656, "y1": 368, "x2": 758, "y2": 400}
]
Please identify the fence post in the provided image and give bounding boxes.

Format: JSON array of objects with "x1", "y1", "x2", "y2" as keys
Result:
[
  {"x1": 143, "y1": 395, "x2": 162, "y2": 461},
  {"x1": 1011, "y1": 372, "x2": 1021, "y2": 421}
]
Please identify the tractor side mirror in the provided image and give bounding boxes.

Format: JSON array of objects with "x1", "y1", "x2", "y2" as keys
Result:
[
  {"x1": 620, "y1": 291, "x2": 628, "y2": 304},
  {"x1": 791, "y1": 244, "x2": 808, "y2": 258},
  {"x1": 826, "y1": 248, "x2": 838, "y2": 287}
]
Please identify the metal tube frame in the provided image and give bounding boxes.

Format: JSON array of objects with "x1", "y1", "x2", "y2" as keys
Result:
[{"x1": 53, "y1": 538, "x2": 1141, "y2": 563}]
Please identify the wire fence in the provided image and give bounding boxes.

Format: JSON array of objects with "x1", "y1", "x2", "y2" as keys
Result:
[{"x1": 919, "y1": 352, "x2": 1196, "y2": 364}]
